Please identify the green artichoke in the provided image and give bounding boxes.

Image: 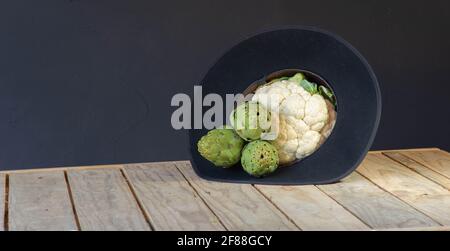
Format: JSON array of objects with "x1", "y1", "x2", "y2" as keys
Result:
[
  {"x1": 230, "y1": 101, "x2": 272, "y2": 141},
  {"x1": 197, "y1": 128, "x2": 245, "y2": 167},
  {"x1": 241, "y1": 140, "x2": 279, "y2": 177}
]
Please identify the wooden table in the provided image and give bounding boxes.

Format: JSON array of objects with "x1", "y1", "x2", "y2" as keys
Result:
[{"x1": 1, "y1": 148, "x2": 450, "y2": 231}]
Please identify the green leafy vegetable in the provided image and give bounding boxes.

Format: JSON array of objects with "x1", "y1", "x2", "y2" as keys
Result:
[
  {"x1": 288, "y1": 73, "x2": 305, "y2": 83},
  {"x1": 318, "y1": 85, "x2": 336, "y2": 107},
  {"x1": 299, "y1": 79, "x2": 318, "y2": 94}
]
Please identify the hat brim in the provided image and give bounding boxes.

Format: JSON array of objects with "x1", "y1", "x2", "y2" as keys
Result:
[{"x1": 189, "y1": 27, "x2": 381, "y2": 185}]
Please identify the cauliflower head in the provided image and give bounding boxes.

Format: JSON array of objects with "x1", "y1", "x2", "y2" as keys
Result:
[{"x1": 252, "y1": 77, "x2": 336, "y2": 164}]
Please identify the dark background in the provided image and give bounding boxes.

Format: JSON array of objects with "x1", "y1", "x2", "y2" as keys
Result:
[{"x1": 0, "y1": 0, "x2": 449, "y2": 170}]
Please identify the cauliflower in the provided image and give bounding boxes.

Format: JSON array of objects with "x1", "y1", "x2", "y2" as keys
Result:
[{"x1": 252, "y1": 75, "x2": 336, "y2": 165}]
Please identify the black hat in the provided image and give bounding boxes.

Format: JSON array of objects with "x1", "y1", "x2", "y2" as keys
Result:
[{"x1": 189, "y1": 27, "x2": 381, "y2": 185}]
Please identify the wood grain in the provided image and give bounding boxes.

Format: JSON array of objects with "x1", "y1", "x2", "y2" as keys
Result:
[
  {"x1": 0, "y1": 174, "x2": 4, "y2": 231},
  {"x1": 400, "y1": 150, "x2": 450, "y2": 179},
  {"x1": 318, "y1": 172, "x2": 438, "y2": 229},
  {"x1": 176, "y1": 161, "x2": 298, "y2": 230},
  {"x1": 123, "y1": 162, "x2": 224, "y2": 230},
  {"x1": 67, "y1": 168, "x2": 150, "y2": 231},
  {"x1": 0, "y1": 164, "x2": 123, "y2": 175},
  {"x1": 369, "y1": 148, "x2": 441, "y2": 154},
  {"x1": 256, "y1": 184, "x2": 369, "y2": 230},
  {"x1": 2, "y1": 149, "x2": 450, "y2": 231},
  {"x1": 377, "y1": 226, "x2": 450, "y2": 231},
  {"x1": 358, "y1": 153, "x2": 450, "y2": 225},
  {"x1": 8, "y1": 172, "x2": 77, "y2": 231},
  {"x1": 384, "y1": 152, "x2": 450, "y2": 190}
]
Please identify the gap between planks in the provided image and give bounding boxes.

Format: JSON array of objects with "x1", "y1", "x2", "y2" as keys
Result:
[
  {"x1": 383, "y1": 152, "x2": 450, "y2": 191},
  {"x1": 317, "y1": 172, "x2": 439, "y2": 229},
  {"x1": 353, "y1": 170, "x2": 443, "y2": 227},
  {"x1": 8, "y1": 171, "x2": 77, "y2": 230},
  {"x1": 1, "y1": 148, "x2": 448, "y2": 231},
  {"x1": 119, "y1": 168, "x2": 155, "y2": 230},
  {"x1": 356, "y1": 153, "x2": 450, "y2": 226},
  {"x1": 174, "y1": 161, "x2": 299, "y2": 231},
  {"x1": 255, "y1": 183, "x2": 370, "y2": 230},
  {"x1": 63, "y1": 171, "x2": 81, "y2": 231},
  {"x1": 5, "y1": 174, "x2": 9, "y2": 231},
  {"x1": 172, "y1": 163, "x2": 229, "y2": 231},
  {"x1": 313, "y1": 184, "x2": 373, "y2": 229},
  {"x1": 251, "y1": 185, "x2": 303, "y2": 230},
  {"x1": 369, "y1": 148, "x2": 442, "y2": 154},
  {"x1": 66, "y1": 168, "x2": 151, "y2": 231},
  {"x1": 1, "y1": 174, "x2": 8, "y2": 231},
  {"x1": 401, "y1": 150, "x2": 450, "y2": 178},
  {"x1": 4, "y1": 168, "x2": 155, "y2": 231},
  {"x1": 123, "y1": 162, "x2": 227, "y2": 230}
]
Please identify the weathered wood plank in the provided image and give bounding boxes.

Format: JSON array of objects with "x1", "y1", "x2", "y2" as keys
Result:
[
  {"x1": 176, "y1": 161, "x2": 298, "y2": 230},
  {"x1": 256, "y1": 184, "x2": 369, "y2": 230},
  {"x1": 369, "y1": 148, "x2": 440, "y2": 154},
  {"x1": 384, "y1": 152, "x2": 450, "y2": 190},
  {"x1": 67, "y1": 168, "x2": 150, "y2": 231},
  {"x1": 377, "y1": 226, "x2": 450, "y2": 231},
  {"x1": 8, "y1": 172, "x2": 77, "y2": 231},
  {"x1": 123, "y1": 162, "x2": 225, "y2": 230},
  {"x1": 318, "y1": 172, "x2": 438, "y2": 229},
  {"x1": 0, "y1": 174, "x2": 5, "y2": 231},
  {"x1": 400, "y1": 150, "x2": 450, "y2": 179},
  {"x1": 0, "y1": 164, "x2": 123, "y2": 175},
  {"x1": 358, "y1": 153, "x2": 450, "y2": 225}
]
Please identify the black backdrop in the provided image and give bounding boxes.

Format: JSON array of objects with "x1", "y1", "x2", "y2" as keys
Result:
[{"x1": 0, "y1": 0, "x2": 449, "y2": 170}]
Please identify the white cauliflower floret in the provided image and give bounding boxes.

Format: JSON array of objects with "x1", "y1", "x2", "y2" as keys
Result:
[
  {"x1": 304, "y1": 94, "x2": 328, "y2": 131},
  {"x1": 286, "y1": 82, "x2": 311, "y2": 100},
  {"x1": 252, "y1": 79, "x2": 334, "y2": 165},
  {"x1": 280, "y1": 94, "x2": 306, "y2": 119},
  {"x1": 253, "y1": 81, "x2": 291, "y2": 112},
  {"x1": 270, "y1": 116, "x2": 299, "y2": 164},
  {"x1": 296, "y1": 130, "x2": 322, "y2": 159}
]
